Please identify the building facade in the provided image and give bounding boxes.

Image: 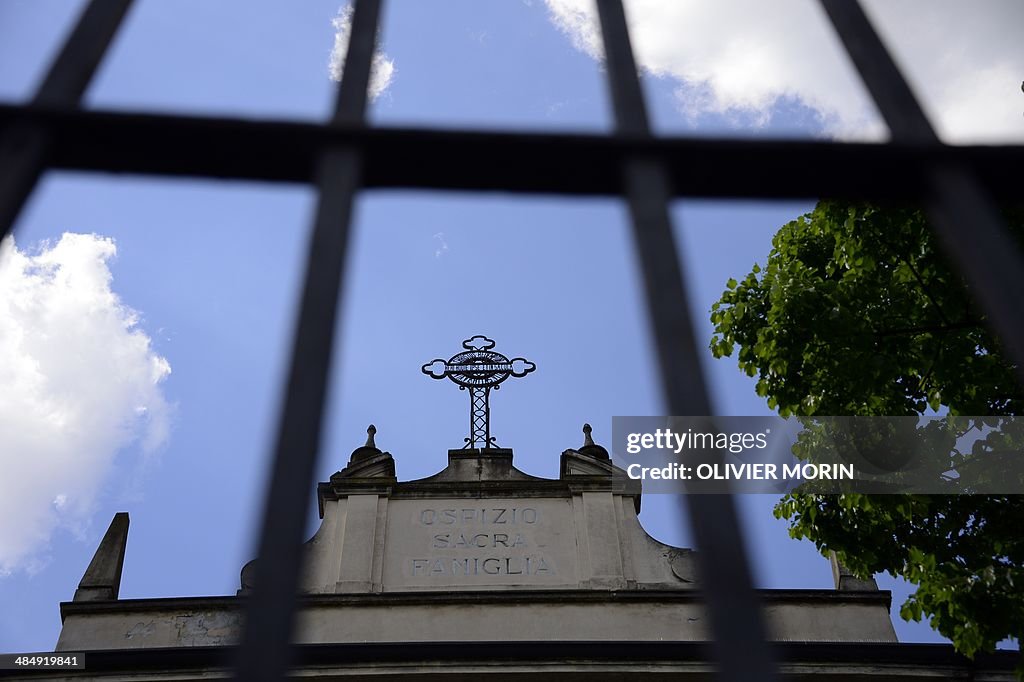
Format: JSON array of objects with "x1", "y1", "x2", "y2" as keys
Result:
[{"x1": 6, "y1": 425, "x2": 1012, "y2": 679}]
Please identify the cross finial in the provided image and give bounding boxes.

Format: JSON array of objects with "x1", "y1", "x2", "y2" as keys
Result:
[
  {"x1": 422, "y1": 335, "x2": 536, "y2": 448},
  {"x1": 463, "y1": 335, "x2": 496, "y2": 351}
]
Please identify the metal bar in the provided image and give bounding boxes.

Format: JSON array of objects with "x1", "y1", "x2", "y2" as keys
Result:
[
  {"x1": 332, "y1": 0, "x2": 380, "y2": 126},
  {"x1": 0, "y1": 0, "x2": 134, "y2": 243},
  {"x1": 3, "y1": 105, "x2": 1021, "y2": 200},
  {"x1": 820, "y1": 0, "x2": 1024, "y2": 385},
  {"x1": 922, "y1": 164, "x2": 1024, "y2": 386},
  {"x1": 594, "y1": 2, "x2": 777, "y2": 680},
  {"x1": 33, "y1": 0, "x2": 136, "y2": 107},
  {"x1": 816, "y1": 1, "x2": 936, "y2": 144},
  {"x1": 233, "y1": 0, "x2": 382, "y2": 679},
  {"x1": 595, "y1": 3, "x2": 649, "y2": 136}
]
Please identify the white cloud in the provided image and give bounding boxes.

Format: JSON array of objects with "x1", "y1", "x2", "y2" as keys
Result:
[
  {"x1": 433, "y1": 232, "x2": 449, "y2": 259},
  {"x1": 0, "y1": 233, "x2": 171, "y2": 575},
  {"x1": 329, "y1": 4, "x2": 395, "y2": 101},
  {"x1": 544, "y1": 0, "x2": 1024, "y2": 143}
]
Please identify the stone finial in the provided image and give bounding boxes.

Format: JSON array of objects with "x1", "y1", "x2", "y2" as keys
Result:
[
  {"x1": 350, "y1": 424, "x2": 382, "y2": 463},
  {"x1": 73, "y1": 512, "x2": 129, "y2": 602},
  {"x1": 336, "y1": 423, "x2": 395, "y2": 479},
  {"x1": 578, "y1": 423, "x2": 610, "y2": 460}
]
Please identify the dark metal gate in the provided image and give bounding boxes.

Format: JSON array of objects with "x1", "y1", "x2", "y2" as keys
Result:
[{"x1": 1, "y1": 1, "x2": 1021, "y2": 679}]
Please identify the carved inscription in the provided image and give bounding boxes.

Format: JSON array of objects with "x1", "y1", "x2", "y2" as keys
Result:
[
  {"x1": 409, "y1": 506, "x2": 555, "y2": 579},
  {"x1": 383, "y1": 498, "x2": 575, "y2": 588}
]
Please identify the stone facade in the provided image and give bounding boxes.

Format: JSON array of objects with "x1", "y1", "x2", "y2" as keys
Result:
[{"x1": 27, "y1": 430, "x2": 1018, "y2": 679}]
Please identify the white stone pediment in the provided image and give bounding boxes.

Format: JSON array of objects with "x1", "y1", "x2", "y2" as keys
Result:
[{"x1": 293, "y1": 448, "x2": 696, "y2": 594}]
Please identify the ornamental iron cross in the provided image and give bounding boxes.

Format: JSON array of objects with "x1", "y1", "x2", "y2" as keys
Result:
[{"x1": 422, "y1": 335, "x2": 536, "y2": 449}]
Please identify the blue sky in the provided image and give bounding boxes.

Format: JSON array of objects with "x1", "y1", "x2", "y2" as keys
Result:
[{"x1": 1, "y1": 0, "x2": 1022, "y2": 653}]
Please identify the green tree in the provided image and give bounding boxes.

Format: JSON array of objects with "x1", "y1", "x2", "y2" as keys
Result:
[{"x1": 710, "y1": 200, "x2": 1024, "y2": 667}]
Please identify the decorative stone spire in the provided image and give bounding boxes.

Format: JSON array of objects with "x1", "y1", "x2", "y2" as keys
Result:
[
  {"x1": 349, "y1": 424, "x2": 382, "y2": 463},
  {"x1": 578, "y1": 423, "x2": 610, "y2": 460},
  {"x1": 73, "y1": 512, "x2": 129, "y2": 602},
  {"x1": 336, "y1": 424, "x2": 395, "y2": 480},
  {"x1": 560, "y1": 422, "x2": 616, "y2": 482}
]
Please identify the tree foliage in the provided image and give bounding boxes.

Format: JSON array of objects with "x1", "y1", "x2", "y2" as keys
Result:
[{"x1": 710, "y1": 200, "x2": 1024, "y2": 665}]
